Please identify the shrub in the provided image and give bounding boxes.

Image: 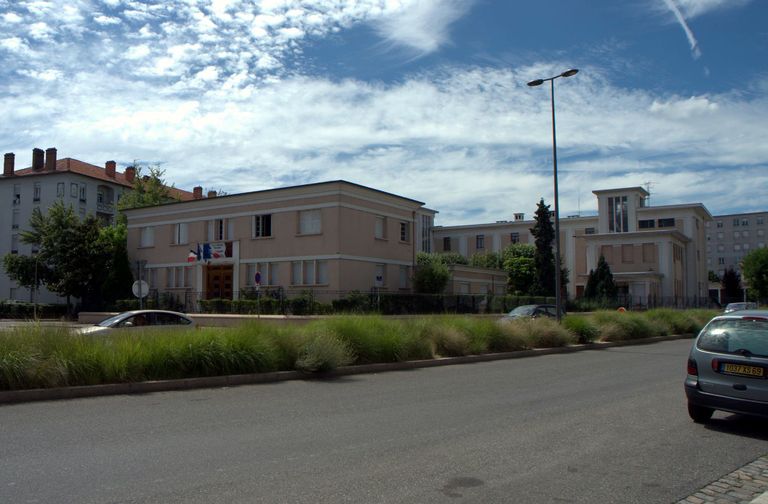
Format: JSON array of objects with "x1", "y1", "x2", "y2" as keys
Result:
[
  {"x1": 516, "y1": 318, "x2": 575, "y2": 348},
  {"x1": 294, "y1": 331, "x2": 354, "y2": 373},
  {"x1": 562, "y1": 316, "x2": 600, "y2": 344},
  {"x1": 592, "y1": 311, "x2": 662, "y2": 341}
]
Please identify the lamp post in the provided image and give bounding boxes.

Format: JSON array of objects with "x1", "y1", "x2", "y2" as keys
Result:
[{"x1": 527, "y1": 68, "x2": 579, "y2": 322}]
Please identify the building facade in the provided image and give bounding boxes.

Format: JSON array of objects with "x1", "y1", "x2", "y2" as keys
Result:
[
  {"x1": 706, "y1": 211, "x2": 768, "y2": 276},
  {"x1": 123, "y1": 181, "x2": 441, "y2": 306},
  {"x1": 432, "y1": 187, "x2": 712, "y2": 306},
  {"x1": 1, "y1": 147, "x2": 193, "y2": 303}
]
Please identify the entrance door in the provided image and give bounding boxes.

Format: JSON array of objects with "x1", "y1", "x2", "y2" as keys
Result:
[{"x1": 206, "y1": 265, "x2": 233, "y2": 300}]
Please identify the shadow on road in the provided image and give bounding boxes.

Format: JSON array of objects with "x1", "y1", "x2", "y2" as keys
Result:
[{"x1": 704, "y1": 414, "x2": 768, "y2": 440}]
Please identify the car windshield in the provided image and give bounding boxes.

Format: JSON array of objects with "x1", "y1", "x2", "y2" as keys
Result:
[
  {"x1": 697, "y1": 318, "x2": 768, "y2": 357},
  {"x1": 509, "y1": 306, "x2": 536, "y2": 316}
]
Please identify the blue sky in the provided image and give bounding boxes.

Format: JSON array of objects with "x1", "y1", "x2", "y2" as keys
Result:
[{"x1": 0, "y1": 0, "x2": 766, "y2": 225}]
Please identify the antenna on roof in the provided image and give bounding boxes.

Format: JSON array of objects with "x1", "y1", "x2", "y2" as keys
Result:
[{"x1": 644, "y1": 181, "x2": 654, "y2": 206}]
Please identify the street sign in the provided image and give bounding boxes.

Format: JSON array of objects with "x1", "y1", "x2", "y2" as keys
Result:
[{"x1": 132, "y1": 280, "x2": 149, "y2": 298}]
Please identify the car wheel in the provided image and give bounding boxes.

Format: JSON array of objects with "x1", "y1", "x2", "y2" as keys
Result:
[{"x1": 687, "y1": 403, "x2": 714, "y2": 423}]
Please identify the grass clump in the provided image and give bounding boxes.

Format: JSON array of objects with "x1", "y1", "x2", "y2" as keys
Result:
[
  {"x1": 294, "y1": 330, "x2": 355, "y2": 373},
  {"x1": 562, "y1": 316, "x2": 600, "y2": 344}
]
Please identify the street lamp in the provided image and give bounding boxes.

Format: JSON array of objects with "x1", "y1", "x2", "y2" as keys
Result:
[{"x1": 527, "y1": 68, "x2": 579, "y2": 322}]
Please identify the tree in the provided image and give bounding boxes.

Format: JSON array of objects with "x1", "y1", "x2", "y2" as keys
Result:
[
  {"x1": 2, "y1": 254, "x2": 49, "y2": 302},
  {"x1": 530, "y1": 198, "x2": 556, "y2": 296},
  {"x1": 741, "y1": 248, "x2": 768, "y2": 301},
  {"x1": 584, "y1": 255, "x2": 617, "y2": 301},
  {"x1": 708, "y1": 270, "x2": 721, "y2": 283},
  {"x1": 117, "y1": 163, "x2": 179, "y2": 215},
  {"x1": 413, "y1": 252, "x2": 451, "y2": 294},
  {"x1": 501, "y1": 243, "x2": 536, "y2": 295},
  {"x1": 721, "y1": 267, "x2": 742, "y2": 301},
  {"x1": 95, "y1": 223, "x2": 134, "y2": 304}
]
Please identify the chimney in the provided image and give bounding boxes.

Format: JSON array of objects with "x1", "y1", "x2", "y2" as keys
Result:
[
  {"x1": 207, "y1": 190, "x2": 217, "y2": 198},
  {"x1": 105, "y1": 161, "x2": 116, "y2": 178},
  {"x1": 124, "y1": 166, "x2": 136, "y2": 183},
  {"x1": 3, "y1": 152, "x2": 14, "y2": 177},
  {"x1": 193, "y1": 186, "x2": 203, "y2": 199},
  {"x1": 32, "y1": 148, "x2": 44, "y2": 171},
  {"x1": 45, "y1": 147, "x2": 57, "y2": 171},
  {"x1": 514, "y1": 213, "x2": 525, "y2": 221}
]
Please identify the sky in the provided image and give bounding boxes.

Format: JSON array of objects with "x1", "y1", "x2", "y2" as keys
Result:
[{"x1": 1, "y1": 0, "x2": 766, "y2": 225}]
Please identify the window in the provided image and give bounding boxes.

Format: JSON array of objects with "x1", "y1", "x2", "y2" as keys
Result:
[
  {"x1": 399, "y1": 221, "x2": 411, "y2": 242},
  {"x1": 399, "y1": 266, "x2": 409, "y2": 289},
  {"x1": 716, "y1": 221, "x2": 723, "y2": 228},
  {"x1": 173, "y1": 223, "x2": 188, "y2": 245},
  {"x1": 375, "y1": 264, "x2": 385, "y2": 287},
  {"x1": 742, "y1": 218, "x2": 749, "y2": 226},
  {"x1": 718, "y1": 258, "x2": 725, "y2": 265},
  {"x1": 608, "y1": 196, "x2": 628, "y2": 233},
  {"x1": 375, "y1": 216, "x2": 386, "y2": 239},
  {"x1": 621, "y1": 244, "x2": 633, "y2": 263},
  {"x1": 717, "y1": 244, "x2": 725, "y2": 252},
  {"x1": 743, "y1": 230, "x2": 750, "y2": 238},
  {"x1": 734, "y1": 231, "x2": 741, "y2": 239},
  {"x1": 759, "y1": 229, "x2": 765, "y2": 237},
  {"x1": 70, "y1": 183, "x2": 78, "y2": 198},
  {"x1": 166, "y1": 266, "x2": 189, "y2": 288},
  {"x1": 12, "y1": 209, "x2": 19, "y2": 229},
  {"x1": 11, "y1": 234, "x2": 19, "y2": 254},
  {"x1": 642, "y1": 243, "x2": 655, "y2": 263},
  {"x1": 209, "y1": 218, "x2": 233, "y2": 241},
  {"x1": 253, "y1": 214, "x2": 272, "y2": 238},
  {"x1": 443, "y1": 237, "x2": 451, "y2": 251},
  {"x1": 97, "y1": 190, "x2": 104, "y2": 204},
  {"x1": 639, "y1": 219, "x2": 655, "y2": 229},
  {"x1": 758, "y1": 217, "x2": 764, "y2": 225},
  {"x1": 140, "y1": 226, "x2": 155, "y2": 247},
  {"x1": 658, "y1": 218, "x2": 675, "y2": 228},
  {"x1": 246, "y1": 262, "x2": 278, "y2": 286},
  {"x1": 421, "y1": 215, "x2": 433, "y2": 252},
  {"x1": 79, "y1": 184, "x2": 86, "y2": 202},
  {"x1": 13, "y1": 184, "x2": 20, "y2": 205},
  {"x1": 734, "y1": 244, "x2": 741, "y2": 251},
  {"x1": 584, "y1": 227, "x2": 596, "y2": 235},
  {"x1": 57, "y1": 182, "x2": 64, "y2": 198},
  {"x1": 33, "y1": 182, "x2": 41, "y2": 202},
  {"x1": 510, "y1": 232, "x2": 520, "y2": 243},
  {"x1": 476, "y1": 235, "x2": 485, "y2": 250},
  {"x1": 733, "y1": 218, "x2": 740, "y2": 226},
  {"x1": 291, "y1": 259, "x2": 328, "y2": 285},
  {"x1": 298, "y1": 210, "x2": 321, "y2": 235},
  {"x1": 717, "y1": 232, "x2": 724, "y2": 240}
]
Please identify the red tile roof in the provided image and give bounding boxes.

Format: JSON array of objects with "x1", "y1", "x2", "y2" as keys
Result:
[{"x1": 11, "y1": 157, "x2": 195, "y2": 201}]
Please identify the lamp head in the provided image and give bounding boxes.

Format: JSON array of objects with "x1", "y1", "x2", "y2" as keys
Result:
[
  {"x1": 527, "y1": 79, "x2": 544, "y2": 87},
  {"x1": 561, "y1": 69, "x2": 579, "y2": 78}
]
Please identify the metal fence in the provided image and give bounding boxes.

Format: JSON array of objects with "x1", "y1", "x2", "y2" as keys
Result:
[{"x1": 112, "y1": 288, "x2": 722, "y2": 316}]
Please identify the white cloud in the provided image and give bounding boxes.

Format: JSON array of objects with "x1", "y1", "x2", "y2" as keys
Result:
[
  {"x1": 94, "y1": 14, "x2": 122, "y2": 25},
  {"x1": 3, "y1": 12, "x2": 23, "y2": 23},
  {"x1": 18, "y1": 68, "x2": 63, "y2": 81}
]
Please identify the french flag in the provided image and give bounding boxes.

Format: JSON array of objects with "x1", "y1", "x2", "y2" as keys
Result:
[{"x1": 187, "y1": 244, "x2": 201, "y2": 262}]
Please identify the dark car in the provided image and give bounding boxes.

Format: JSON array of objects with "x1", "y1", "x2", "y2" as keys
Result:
[
  {"x1": 684, "y1": 310, "x2": 768, "y2": 422},
  {"x1": 76, "y1": 310, "x2": 195, "y2": 335},
  {"x1": 501, "y1": 304, "x2": 564, "y2": 321}
]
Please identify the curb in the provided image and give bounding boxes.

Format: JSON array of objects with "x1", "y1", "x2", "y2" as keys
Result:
[{"x1": 0, "y1": 334, "x2": 694, "y2": 405}]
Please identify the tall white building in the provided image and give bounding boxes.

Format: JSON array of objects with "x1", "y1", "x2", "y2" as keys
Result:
[{"x1": 1, "y1": 147, "x2": 191, "y2": 303}]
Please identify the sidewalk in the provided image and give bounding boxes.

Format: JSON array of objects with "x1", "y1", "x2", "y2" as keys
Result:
[{"x1": 676, "y1": 455, "x2": 768, "y2": 504}]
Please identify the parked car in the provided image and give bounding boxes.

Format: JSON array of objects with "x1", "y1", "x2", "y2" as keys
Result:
[
  {"x1": 501, "y1": 304, "x2": 564, "y2": 321},
  {"x1": 724, "y1": 302, "x2": 758, "y2": 313},
  {"x1": 684, "y1": 309, "x2": 768, "y2": 423},
  {"x1": 76, "y1": 310, "x2": 195, "y2": 335}
]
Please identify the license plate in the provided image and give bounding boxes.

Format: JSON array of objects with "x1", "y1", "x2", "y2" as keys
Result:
[{"x1": 722, "y1": 363, "x2": 765, "y2": 378}]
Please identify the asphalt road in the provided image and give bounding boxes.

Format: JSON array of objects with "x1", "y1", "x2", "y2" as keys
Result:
[{"x1": 1, "y1": 339, "x2": 766, "y2": 504}]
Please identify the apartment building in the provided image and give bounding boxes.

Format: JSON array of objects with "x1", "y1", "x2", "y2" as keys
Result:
[
  {"x1": 706, "y1": 211, "x2": 768, "y2": 276},
  {"x1": 123, "y1": 181, "x2": 440, "y2": 304},
  {"x1": 0, "y1": 147, "x2": 193, "y2": 303},
  {"x1": 432, "y1": 187, "x2": 712, "y2": 305}
]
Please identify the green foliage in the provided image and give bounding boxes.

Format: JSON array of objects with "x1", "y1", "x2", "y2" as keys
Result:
[
  {"x1": 416, "y1": 251, "x2": 468, "y2": 266},
  {"x1": 584, "y1": 255, "x2": 617, "y2": 301},
  {"x1": 469, "y1": 252, "x2": 502, "y2": 269},
  {"x1": 116, "y1": 164, "x2": 178, "y2": 214},
  {"x1": 0, "y1": 310, "x2": 720, "y2": 391},
  {"x1": 501, "y1": 243, "x2": 536, "y2": 295},
  {"x1": 562, "y1": 316, "x2": 600, "y2": 344},
  {"x1": 413, "y1": 254, "x2": 451, "y2": 294},
  {"x1": 530, "y1": 199, "x2": 556, "y2": 296},
  {"x1": 708, "y1": 270, "x2": 721, "y2": 283},
  {"x1": 2, "y1": 254, "x2": 48, "y2": 298},
  {"x1": 741, "y1": 248, "x2": 768, "y2": 301}
]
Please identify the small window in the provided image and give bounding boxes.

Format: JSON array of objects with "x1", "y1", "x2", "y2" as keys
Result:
[
  {"x1": 476, "y1": 235, "x2": 485, "y2": 249},
  {"x1": 140, "y1": 226, "x2": 155, "y2": 247},
  {"x1": 716, "y1": 221, "x2": 723, "y2": 228},
  {"x1": 658, "y1": 218, "x2": 675, "y2": 228},
  {"x1": 584, "y1": 228, "x2": 596, "y2": 235},
  {"x1": 57, "y1": 182, "x2": 65, "y2": 198},
  {"x1": 718, "y1": 257, "x2": 725, "y2": 265},
  {"x1": 33, "y1": 182, "x2": 41, "y2": 202},
  {"x1": 253, "y1": 214, "x2": 272, "y2": 238},
  {"x1": 11, "y1": 234, "x2": 19, "y2": 254},
  {"x1": 375, "y1": 264, "x2": 385, "y2": 287},
  {"x1": 173, "y1": 223, "x2": 188, "y2": 245},
  {"x1": 399, "y1": 266, "x2": 409, "y2": 289},
  {"x1": 733, "y1": 218, "x2": 740, "y2": 227},
  {"x1": 510, "y1": 232, "x2": 520, "y2": 243},
  {"x1": 400, "y1": 221, "x2": 411, "y2": 242},
  {"x1": 375, "y1": 216, "x2": 386, "y2": 239},
  {"x1": 639, "y1": 219, "x2": 655, "y2": 229},
  {"x1": 742, "y1": 218, "x2": 749, "y2": 226},
  {"x1": 443, "y1": 237, "x2": 451, "y2": 251},
  {"x1": 79, "y1": 184, "x2": 87, "y2": 202},
  {"x1": 13, "y1": 184, "x2": 21, "y2": 205},
  {"x1": 70, "y1": 183, "x2": 78, "y2": 198},
  {"x1": 298, "y1": 210, "x2": 321, "y2": 235},
  {"x1": 12, "y1": 209, "x2": 19, "y2": 229},
  {"x1": 757, "y1": 217, "x2": 764, "y2": 225}
]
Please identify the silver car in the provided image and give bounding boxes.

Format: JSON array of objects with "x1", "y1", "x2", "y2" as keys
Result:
[
  {"x1": 77, "y1": 310, "x2": 195, "y2": 335},
  {"x1": 684, "y1": 310, "x2": 768, "y2": 422}
]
